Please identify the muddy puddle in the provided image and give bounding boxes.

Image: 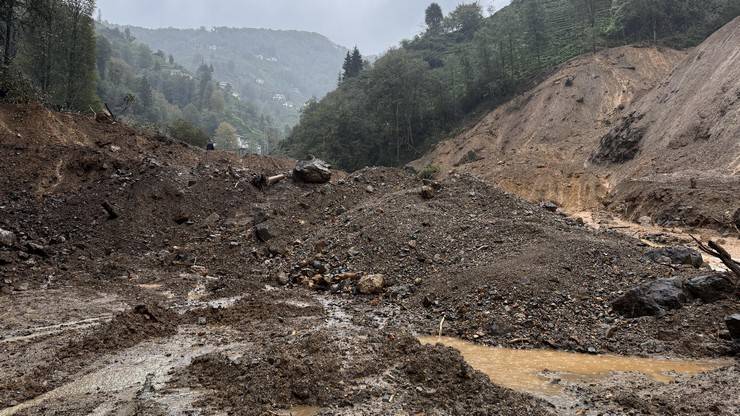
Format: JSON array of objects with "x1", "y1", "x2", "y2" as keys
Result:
[{"x1": 419, "y1": 336, "x2": 730, "y2": 399}]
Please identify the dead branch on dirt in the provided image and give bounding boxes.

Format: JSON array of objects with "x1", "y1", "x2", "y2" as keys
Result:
[
  {"x1": 104, "y1": 103, "x2": 117, "y2": 122},
  {"x1": 689, "y1": 235, "x2": 740, "y2": 283},
  {"x1": 251, "y1": 173, "x2": 287, "y2": 190}
]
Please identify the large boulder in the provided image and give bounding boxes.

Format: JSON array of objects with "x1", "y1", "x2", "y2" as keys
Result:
[
  {"x1": 686, "y1": 274, "x2": 735, "y2": 302},
  {"x1": 645, "y1": 246, "x2": 703, "y2": 268},
  {"x1": 726, "y1": 314, "x2": 740, "y2": 341},
  {"x1": 612, "y1": 278, "x2": 688, "y2": 318},
  {"x1": 294, "y1": 158, "x2": 332, "y2": 184}
]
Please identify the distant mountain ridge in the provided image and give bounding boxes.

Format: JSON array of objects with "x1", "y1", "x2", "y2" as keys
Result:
[{"x1": 124, "y1": 25, "x2": 348, "y2": 129}]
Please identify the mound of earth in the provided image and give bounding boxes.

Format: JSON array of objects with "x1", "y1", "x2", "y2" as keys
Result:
[
  {"x1": 172, "y1": 330, "x2": 550, "y2": 415},
  {"x1": 413, "y1": 17, "x2": 740, "y2": 232},
  {"x1": 0, "y1": 103, "x2": 737, "y2": 415}
]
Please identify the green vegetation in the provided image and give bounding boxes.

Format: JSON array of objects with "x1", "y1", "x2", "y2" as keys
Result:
[
  {"x1": 1, "y1": 2, "x2": 307, "y2": 151},
  {"x1": 95, "y1": 24, "x2": 280, "y2": 150},
  {"x1": 282, "y1": 0, "x2": 740, "y2": 170},
  {"x1": 124, "y1": 26, "x2": 348, "y2": 130},
  {"x1": 1, "y1": 0, "x2": 97, "y2": 109},
  {"x1": 418, "y1": 164, "x2": 441, "y2": 180}
]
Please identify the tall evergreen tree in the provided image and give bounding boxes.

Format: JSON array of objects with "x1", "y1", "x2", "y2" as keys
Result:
[{"x1": 425, "y1": 3, "x2": 444, "y2": 34}]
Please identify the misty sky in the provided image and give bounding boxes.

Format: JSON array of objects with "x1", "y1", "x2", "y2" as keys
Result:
[{"x1": 97, "y1": 0, "x2": 512, "y2": 54}]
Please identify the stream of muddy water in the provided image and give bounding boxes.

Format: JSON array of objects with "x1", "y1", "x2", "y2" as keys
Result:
[{"x1": 419, "y1": 336, "x2": 731, "y2": 401}]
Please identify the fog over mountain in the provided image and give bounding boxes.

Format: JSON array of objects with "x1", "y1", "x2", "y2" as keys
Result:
[{"x1": 97, "y1": 0, "x2": 512, "y2": 53}]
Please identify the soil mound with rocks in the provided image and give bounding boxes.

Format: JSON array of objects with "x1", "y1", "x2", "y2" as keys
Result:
[{"x1": 0, "y1": 102, "x2": 737, "y2": 414}]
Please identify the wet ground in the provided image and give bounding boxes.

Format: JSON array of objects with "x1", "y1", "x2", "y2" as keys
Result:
[{"x1": 1, "y1": 106, "x2": 738, "y2": 415}]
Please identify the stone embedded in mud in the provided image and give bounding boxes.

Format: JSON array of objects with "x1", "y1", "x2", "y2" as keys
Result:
[
  {"x1": 685, "y1": 274, "x2": 735, "y2": 302},
  {"x1": 645, "y1": 246, "x2": 703, "y2": 268},
  {"x1": 726, "y1": 314, "x2": 740, "y2": 341},
  {"x1": 358, "y1": 274, "x2": 385, "y2": 294},
  {"x1": 25, "y1": 242, "x2": 48, "y2": 257},
  {"x1": 277, "y1": 272, "x2": 290, "y2": 286},
  {"x1": 0, "y1": 228, "x2": 16, "y2": 247},
  {"x1": 255, "y1": 223, "x2": 273, "y2": 242},
  {"x1": 540, "y1": 201, "x2": 558, "y2": 212},
  {"x1": 294, "y1": 158, "x2": 332, "y2": 184},
  {"x1": 420, "y1": 186, "x2": 435, "y2": 199},
  {"x1": 611, "y1": 278, "x2": 688, "y2": 318}
]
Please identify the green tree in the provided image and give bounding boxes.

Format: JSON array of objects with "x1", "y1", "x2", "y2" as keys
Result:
[
  {"x1": 425, "y1": 3, "x2": 444, "y2": 34},
  {"x1": 96, "y1": 34, "x2": 112, "y2": 77},
  {"x1": 342, "y1": 47, "x2": 363, "y2": 80},
  {"x1": 444, "y1": 3, "x2": 483, "y2": 38},
  {"x1": 524, "y1": 0, "x2": 548, "y2": 66},
  {"x1": 213, "y1": 121, "x2": 238, "y2": 149},
  {"x1": 169, "y1": 119, "x2": 208, "y2": 147}
]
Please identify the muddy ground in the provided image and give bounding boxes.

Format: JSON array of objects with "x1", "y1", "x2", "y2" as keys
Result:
[{"x1": 1, "y1": 105, "x2": 739, "y2": 415}]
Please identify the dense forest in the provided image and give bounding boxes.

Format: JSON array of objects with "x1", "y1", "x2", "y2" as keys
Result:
[
  {"x1": 0, "y1": 0, "x2": 289, "y2": 152},
  {"x1": 125, "y1": 26, "x2": 348, "y2": 129},
  {"x1": 281, "y1": 0, "x2": 740, "y2": 170}
]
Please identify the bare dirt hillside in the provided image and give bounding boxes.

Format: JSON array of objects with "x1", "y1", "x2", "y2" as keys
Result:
[
  {"x1": 601, "y1": 17, "x2": 740, "y2": 228},
  {"x1": 412, "y1": 46, "x2": 684, "y2": 211},
  {"x1": 413, "y1": 17, "x2": 740, "y2": 232}
]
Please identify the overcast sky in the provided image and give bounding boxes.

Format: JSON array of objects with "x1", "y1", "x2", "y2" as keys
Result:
[{"x1": 97, "y1": 0, "x2": 512, "y2": 54}]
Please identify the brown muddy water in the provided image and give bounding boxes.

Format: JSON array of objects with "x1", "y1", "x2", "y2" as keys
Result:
[{"x1": 419, "y1": 336, "x2": 731, "y2": 398}]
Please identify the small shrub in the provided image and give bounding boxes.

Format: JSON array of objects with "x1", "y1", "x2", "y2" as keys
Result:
[{"x1": 418, "y1": 164, "x2": 441, "y2": 180}]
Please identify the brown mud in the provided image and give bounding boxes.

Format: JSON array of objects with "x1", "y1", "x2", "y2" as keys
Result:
[{"x1": 0, "y1": 103, "x2": 738, "y2": 415}]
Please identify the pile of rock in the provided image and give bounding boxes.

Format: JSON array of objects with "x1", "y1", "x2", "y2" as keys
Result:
[{"x1": 611, "y1": 273, "x2": 736, "y2": 318}]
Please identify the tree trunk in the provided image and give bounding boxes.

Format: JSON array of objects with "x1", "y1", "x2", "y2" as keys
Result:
[{"x1": 3, "y1": 0, "x2": 16, "y2": 65}]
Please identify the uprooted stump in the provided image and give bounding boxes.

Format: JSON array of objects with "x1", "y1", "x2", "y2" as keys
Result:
[{"x1": 294, "y1": 158, "x2": 331, "y2": 184}]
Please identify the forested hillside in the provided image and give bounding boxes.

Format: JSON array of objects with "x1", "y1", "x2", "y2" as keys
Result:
[
  {"x1": 95, "y1": 24, "x2": 283, "y2": 152},
  {"x1": 282, "y1": 0, "x2": 740, "y2": 170},
  {"x1": 0, "y1": 1, "x2": 309, "y2": 153},
  {"x1": 125, "y1": 26, "x2": 348, "y2": 129}
]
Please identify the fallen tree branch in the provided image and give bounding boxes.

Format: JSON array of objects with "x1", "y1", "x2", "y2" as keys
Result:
[{"x1": 689, "y1": 234, "x2": 740, "y2": 282}]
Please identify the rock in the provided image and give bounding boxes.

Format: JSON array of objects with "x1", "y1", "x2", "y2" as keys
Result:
[
  {"x1": 420, "y1": 186, "x2": 435, "y2": 199},
  {"x1": 733, "y1": 208, "x2": 740, "y2": 229},
  {"x1": 277, "y1": 272, "x2": 290, "y2": 286},
  {"x1": 686, "y1": 274, "x2": 735, "y2": 302},
  {"x1": 726, "y1": 314, "x2": 740, "y2": 340},
  {"x1": 255, "y1": 223, "x2": 273, "y2": 242},
  {"x1": 294, "y1": 158, "x2": 332, "y2": 184},
  {"x1": 638, "y1": 216, "x2": 652, "y2": 226},
  {"x1": 252, "y1": 205, "x2": 269, "y2": 225},
  {"x1": 311, "y1": 261, "x2": 328, "y2": 274},
  {"x1": 357, "y1": 274, "x2": 385, "y2": 295},
  {"x1": 25, "y1": 242, "x2": 48, "y2": 257},
  {"x1": 645, "y1": 246, "x2": 703, "y2": 268},
  {"x1": 204, "y1": 213, "x2": 221, "y2": 225},
  {"x1": 540, "y1": 201, "x2": 558, "y2": 212},
  {"x1": 611, "y1": 278, "x2": 688, "y2": 318},
  {"x1": 0, "y1": 228, "x2": 16, "y2": 247},
  {"x1": 0, "y1": 252, "x2": 14, "y2": 265},
  {"x1": 173, "y1": 212, "x2": 190, "y2": 225},
  {"x1": 365, "y1": 185, "x2": 375, "y2": 193}
]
